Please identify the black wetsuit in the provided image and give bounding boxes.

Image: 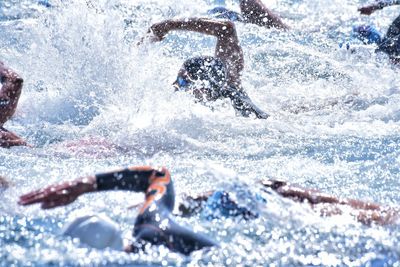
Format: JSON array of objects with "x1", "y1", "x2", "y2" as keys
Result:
[
  {"x1": 221, "y1": 86, "x2": 269, "y2": 119},
  {"x1": 378, "y1": 9, "x2": 400, "y2": 60},
  {"x1": 177, "y1": 56, "x2": 269, "y2": 119},
  {"x1": 95, "y1": 166, "x2": 217, "y2": 255}
]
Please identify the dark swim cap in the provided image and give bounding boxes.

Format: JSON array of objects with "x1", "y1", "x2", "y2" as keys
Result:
[{"x1": 180, "y1": 56, "x2": 227, "y2": 90}]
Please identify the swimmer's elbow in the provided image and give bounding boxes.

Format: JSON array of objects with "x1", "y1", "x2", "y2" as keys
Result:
[{"x1": 220, "y1": 21, "x2": 236, "y2": 36}]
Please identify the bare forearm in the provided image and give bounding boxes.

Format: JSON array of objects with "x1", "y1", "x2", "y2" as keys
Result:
[
  {"x1": 269, "y1": 181, "x2": 383, "y2": 211},
  {"x1": 151, "y1": 18, "x2": 236, "y2": 41},
  {"x1": 239, "y1": 0, "x2": 288, "y2": 29},
  {"x1": 275, "y1": 186, "x2": 340, "y2": 205}
]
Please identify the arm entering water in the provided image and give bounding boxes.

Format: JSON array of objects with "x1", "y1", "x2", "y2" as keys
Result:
[{"x1": 149, "y1": 18, "x2": 244, "y2": 88}]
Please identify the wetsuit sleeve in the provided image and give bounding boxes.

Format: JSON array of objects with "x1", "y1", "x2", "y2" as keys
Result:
[
  {"x1": 378, "y1": 13, "x2": 400, "y2": 58},
  {"x1": 135, "y1": 219, "x2": 218, "y2": 255},
  {"x1": 223, "y1": 87, "x2": 269, "y2": 119},
  {"x1": 95, "y1": 167, "x2": 155, "y2": 192}
]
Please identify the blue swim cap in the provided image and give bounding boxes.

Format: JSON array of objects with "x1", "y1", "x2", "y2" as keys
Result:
[
  {"x1": 207, "y1": 7, "x2": 243, "y2": 22},
  {"x1": 352, "y1": 25, "x2": 382, "y2": 45},
  {"x1": 202, "y1": 189, "x2": 259, "y2": 220}
]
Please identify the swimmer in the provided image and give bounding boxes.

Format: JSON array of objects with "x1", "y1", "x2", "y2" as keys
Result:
[
  {"x1": 0, "y1": 61, "x2": 27, "y2": 148},
  {"x1": 148, "y1": 18, "x2": 269, "y2": 119},
  {"x1": 208, "y1": 0, "x2": 289, "y2": 30},
  {"x1": 358, "y1": 0, "x2": 400, "y2": 63},
  {"x1": 178, "y1": 180, "x2": 399, "y2": 226},
  {"x1": 19, "y1": 166, "x2": 217, "y2": 255}
]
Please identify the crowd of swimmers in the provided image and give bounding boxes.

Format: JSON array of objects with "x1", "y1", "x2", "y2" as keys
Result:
[{"x1": 0, "y1": 0, "x2": 399, "y2": 256}]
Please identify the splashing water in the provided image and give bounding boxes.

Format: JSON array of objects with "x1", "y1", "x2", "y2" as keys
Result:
[{"x1": 1, "y1": 0, "x2": 400, "y2": 266}]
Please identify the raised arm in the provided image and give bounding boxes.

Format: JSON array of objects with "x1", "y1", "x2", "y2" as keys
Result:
[
  {"x1": 239, "y1": 0, "x2": 289, "y2": 30},
  {"x1": 150, "y1": 18, "x2": 244, "y2": 88},
  {"x1": 358, "y1": 0, "x2": 400, "y2": 15}
]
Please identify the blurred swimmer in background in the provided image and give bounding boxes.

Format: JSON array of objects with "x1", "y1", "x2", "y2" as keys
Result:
[
  {"x1": 0, "y1": 61, "x2": 27, "y2": 148},
  {"x1": 147, "y1": 18, "x2": 269, "y2": 119},
  {"x1": 19, "y1": 166, "x2": 399, "y2": 253},
  {"x1": 356, "y1": 0, "x2": 400, "y2": 64},
  {"x1": 207, "y1": 0, "x2": 289, "y2": 30},
  {"x1": 179, "y1": 179, "x2": 399, "y2": 226}
]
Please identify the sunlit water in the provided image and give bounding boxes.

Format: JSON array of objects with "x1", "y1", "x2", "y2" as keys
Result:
[{"x1": 1, "y1": 0, "x2": 400, "y2": 266}]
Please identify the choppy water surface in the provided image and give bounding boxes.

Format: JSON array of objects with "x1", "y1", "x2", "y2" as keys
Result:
[{"x1": 1, "y1": 0, "x2": 400, "y2": 266}]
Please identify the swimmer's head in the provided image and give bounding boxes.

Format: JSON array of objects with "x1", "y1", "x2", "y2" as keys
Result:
[
  {"x1": 352, "y1": 25, "x2": 382, "y2": 45},
  {"x1": 207, "y1": 7, "x2": 243, "y2": 22},
  {"x1": 62, "y1": 214, "x2": 124, "y2": 251},
  {"x1": 202, "y1": 189, "x2": 259, "y2": 220},
  {"x1": 173, "y1": 56, "x2": 227, "y2": 101}
]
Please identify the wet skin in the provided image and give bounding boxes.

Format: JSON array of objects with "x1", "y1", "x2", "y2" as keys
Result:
[{"x1": 0, "y1": 61, "x2": 26, "y2": 148}]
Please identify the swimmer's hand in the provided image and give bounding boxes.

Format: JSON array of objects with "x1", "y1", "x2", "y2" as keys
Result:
[
  {"x1": 18, "y1": 176, "x2": 97, "y2": 209},
  {"x1": 0, "y1": 129, "x2": 30, "y2": 148},
  {"x1": 149, "y1": 22, "x2": 170, "y2": 42},
  {"x1": 137, "y1": 21, "x2": 170, "y2": 46}
]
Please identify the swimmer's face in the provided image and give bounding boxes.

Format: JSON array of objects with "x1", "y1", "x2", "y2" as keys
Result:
[{"x1": 173, "y1": 69, "x2": 214, "y2": 101}]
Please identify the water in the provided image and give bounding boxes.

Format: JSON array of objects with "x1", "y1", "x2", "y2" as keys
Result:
[{"x1": 1, "y1": 0, "x2": 400, "y2": 266}]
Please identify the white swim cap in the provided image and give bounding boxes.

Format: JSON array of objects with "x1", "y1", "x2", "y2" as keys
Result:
[{"x1": 62, "y1": 214, "x2": 123, "y2": 251}]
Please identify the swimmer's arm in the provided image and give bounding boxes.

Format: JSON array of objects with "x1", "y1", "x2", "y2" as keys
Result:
[
  {"x1": 224, "y1": 88, "x2": 269, "y2": 119},
  {"x1": 18, "y1": 176, "x2": 97, "y2": 209},
  {"x1": 150, "y1": 18, "x2": 238, "y2": 42},
  {"x1": 0, "y1": 61, "x2": 23, "y2": 97},
  {"x1": 358, "y1": 0, "x2": 400, "y2": 15},
  {"x1": 150, "y1": 18, "x2": 244, "y2": 87},
  {"x1": 94, "y1": 166, "x2": 159, "y2": 192},
  {"x1": 18, "y1": 167, "x2": 163, "y2": 209},
  {"x1": 239, "y1": 0, "x2": 289, "y2": 29},
  {"x1": 261, "y1": 179, "x2": 383, "y2": 209}
]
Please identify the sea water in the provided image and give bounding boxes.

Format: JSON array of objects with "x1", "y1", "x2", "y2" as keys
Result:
[{"x1": 0, "y1": 0, "x2": 399, "y2": 266}]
